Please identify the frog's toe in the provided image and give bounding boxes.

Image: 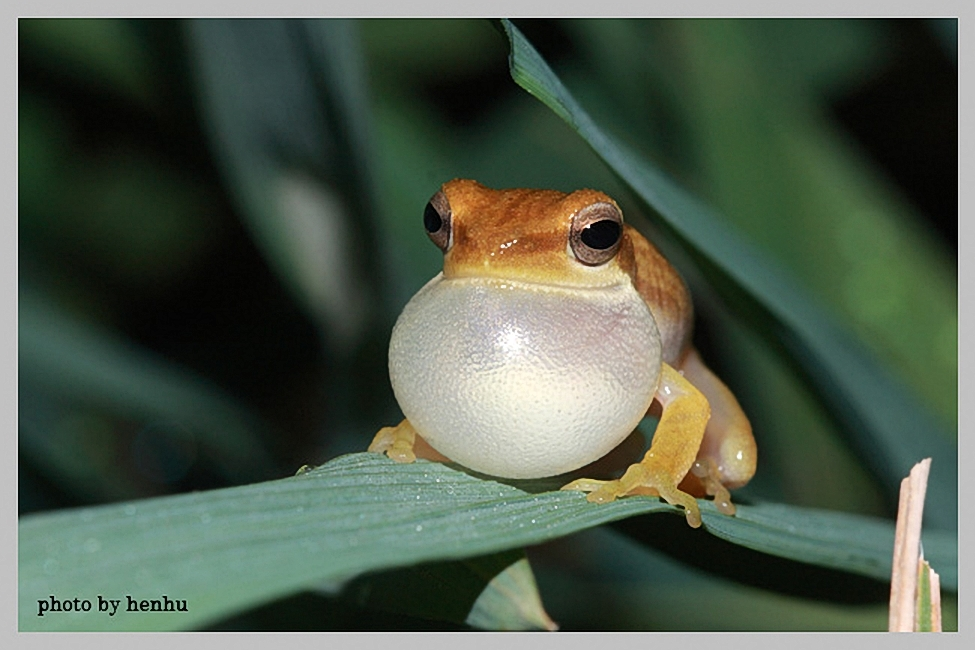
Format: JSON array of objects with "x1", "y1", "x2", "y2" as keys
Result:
[
  {"x1": 585, "y1": 482, "x2": 625, "y2": 504},
  {"x1": 690, "y1": 458, "x2": 736, "y2": 515},
  {"x1": 655, "y1": 482, "x2": 703, "y2": 528},
  {"x1": 560, "y1": 478, "x2": 621, "y2": 503},
  {"x1": 561, "y1": 477, "x2": 610, "y2": 493},
  {"x1": 368, "y1": 420, "x2": 417, "y2": 463}
]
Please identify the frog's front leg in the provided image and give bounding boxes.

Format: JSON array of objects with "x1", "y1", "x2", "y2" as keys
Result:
[
  {"x1": 562, "y1": 362, "x2": 710, "y2": 528},
  {"x1": 368, "y1": 419, "x2": 450, "y2": 464}
]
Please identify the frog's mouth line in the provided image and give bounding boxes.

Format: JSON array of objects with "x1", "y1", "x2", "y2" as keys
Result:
[{"x1": 435, "y1": 271, "x2": 634, "y2": 295}]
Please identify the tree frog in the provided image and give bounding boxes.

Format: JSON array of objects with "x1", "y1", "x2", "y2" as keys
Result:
[{"x1": 369, "y1": 179, "x2": 757, "y2": 527}]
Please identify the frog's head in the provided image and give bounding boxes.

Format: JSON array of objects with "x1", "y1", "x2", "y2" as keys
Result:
[{"x1": 424, "y1": 179, "x2": 637, "y2": 289}]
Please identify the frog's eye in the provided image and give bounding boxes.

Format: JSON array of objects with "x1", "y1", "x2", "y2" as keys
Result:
[
  {"x1": 424, "y1": 190, "x2": 452, "y2": 252},
  {"x1": 570, "y1": 202, "x2": 623, "y2": 266}
]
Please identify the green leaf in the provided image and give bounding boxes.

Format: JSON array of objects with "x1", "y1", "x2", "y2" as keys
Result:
[
  {"x1": 19, "y1": 453, "x2": 956, "y2": 631},
  {"x1": 501, "y1": 19, "x2": 956, "y2": 530},
  {"x1": 703, "y1": 502, "x2": 955, "y2": 591}
]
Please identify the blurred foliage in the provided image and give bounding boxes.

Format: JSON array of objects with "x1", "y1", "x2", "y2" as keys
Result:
[{"x1": 19, "y1": 17, "x2": 956, "y2": 630}]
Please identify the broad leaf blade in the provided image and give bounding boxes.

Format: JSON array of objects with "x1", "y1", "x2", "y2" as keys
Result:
[
  {"x1": 501, "y1": 20, "x2": 956, "y2": 530},
  {"x1": 19, "y1": 453, "x2": 955, "y2": 631},
  {"x1": 704, "y1": 502, "x2": 956, "y2": 591}
]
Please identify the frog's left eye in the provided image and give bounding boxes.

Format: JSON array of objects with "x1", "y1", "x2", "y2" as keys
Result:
[
  {"x1": 424, "y1": 190, "x2": 452, "y2": 252},
  {"x1": 570, "y1": 202, "x2": 623, "y2": 266}
]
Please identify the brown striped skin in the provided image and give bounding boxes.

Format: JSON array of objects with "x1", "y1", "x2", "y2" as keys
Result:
[
  {"x1": 441, "y1": 180, "x2": 631, "y2": 288},
  {"x1": 616, "y1": 223, "x2": 694, "y2": 365}
]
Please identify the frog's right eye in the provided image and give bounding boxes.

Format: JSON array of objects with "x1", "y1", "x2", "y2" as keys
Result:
[
  {"x1": 569, "y1": 201, "x2": 623, "y2": 266},
  {"x1": 424, "y1": 190, "x2": 452, "y2": 252}
]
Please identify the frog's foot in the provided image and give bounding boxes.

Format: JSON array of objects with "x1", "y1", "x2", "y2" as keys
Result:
[
  {"x1": 562, "y1": 460, "x2": 703, "y2": 528},
  {"x1": 368, "y1": 419, "x2": 418, "y2": 463},
  {"x1": 562, "y1": 362, "x2": 718, "y2": 528},
  {"x1": 689, "y1": 457, "x2": 735, "y2": 516}
]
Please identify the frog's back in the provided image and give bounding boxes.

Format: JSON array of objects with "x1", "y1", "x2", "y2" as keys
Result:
[{"x1": 618, "y1": 224, "x2": 693, "y2": 365}]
